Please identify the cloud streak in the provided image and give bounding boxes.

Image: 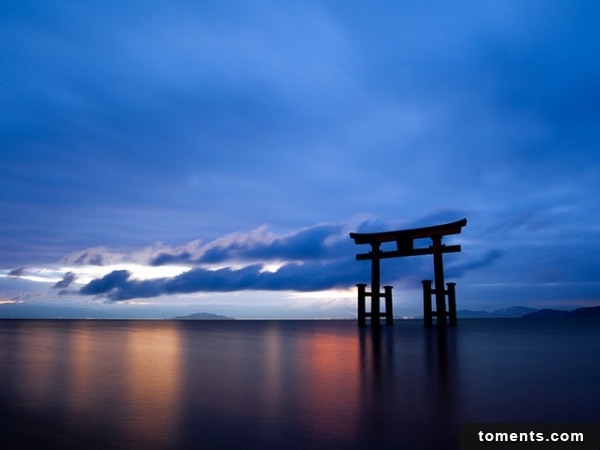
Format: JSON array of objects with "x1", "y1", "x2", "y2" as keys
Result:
[
  {"x1": 75, "y1": 218, "x2": 492, "y2": 301},
  {"x1": 53, "y1": 272, "x2": 76, "y2": 289},
  {"x1": 79, "y1": 260, "x2": 363, "y2": 301},
  {"x1": 149, "y1": 223, "x2": 352, "y2": 265},
  {"x1": 8, "y1": 267, "x2": 27, "y2": 277},
  {"x1": 60, "y1": 248, "x2": 123, "y2": 267}
]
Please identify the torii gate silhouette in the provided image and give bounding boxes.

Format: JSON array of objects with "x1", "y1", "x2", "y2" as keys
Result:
[{"x1": 349, "y1": 218, "x2": 467, "y2": 327}]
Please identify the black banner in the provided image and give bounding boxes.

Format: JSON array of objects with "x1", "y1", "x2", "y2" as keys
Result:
[{"x1": 461, "y1": 423, "x2": 600, "y2": 450}]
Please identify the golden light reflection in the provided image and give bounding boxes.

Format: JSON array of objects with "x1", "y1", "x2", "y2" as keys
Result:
[
  {"x1": 259, "y1": 325, "x2": 285, "y2": 418},
  {"x1": 124, "y1": 324, "x2": 182, "y2": 449},
  {"x1": 17, "y1": 323, "x2": 63, "y2": 410},
  {"x1": 68, "y1": 323, "x2": 93, "y2": 413},
  {"x1": 66, "y1": 323, "x2": 130, "y2": 420},
  {"x1": 295, "y1": 329, "x2": 361, "y2": 439}
]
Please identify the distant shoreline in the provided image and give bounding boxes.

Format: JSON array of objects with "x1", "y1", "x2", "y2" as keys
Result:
[{"x1": 1, "y1": 305, "x2": 599, "y2": 320}]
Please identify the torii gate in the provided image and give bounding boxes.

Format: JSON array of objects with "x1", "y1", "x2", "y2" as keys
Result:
[{"x1": 349, "y1": 218, "x2": 467, "y2": 327}]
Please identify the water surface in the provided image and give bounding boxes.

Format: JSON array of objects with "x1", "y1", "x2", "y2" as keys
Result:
[{"x1": 0, "y1": 319, "x2": 598, "y2": 449}]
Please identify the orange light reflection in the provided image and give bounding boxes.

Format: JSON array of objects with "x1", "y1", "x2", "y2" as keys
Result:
[
  {"x1": 124, "y1": 324, "x2": 182, "y2": 449},
  {"x1": 295, "y1": 329, "x2": 361, "y2": 439}
]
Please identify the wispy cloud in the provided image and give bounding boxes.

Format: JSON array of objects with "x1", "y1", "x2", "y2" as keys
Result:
[
  {"x1": 53, "y1": 271, "x2": 76, "y2": 289},
  {"x1": 8, "y1": 267, "x2": 27, "y2": 277},
  {"x1": 79, "y1": 260, "x2": 363, "y2": 301},
  {"x1": 60, "y1": 247, "x2": 123, "y2": 266},
  {"x1": 447, "y1": 249, "x2": 503, "y2": 278},
  {"x1": 75, "y1": 218, "x2": 480, "y2": 300},
  {"x1": 148, "y1": 223, "x2": 351, "y2": 265}
]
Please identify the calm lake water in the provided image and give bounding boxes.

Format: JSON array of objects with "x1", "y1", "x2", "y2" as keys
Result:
[{"x1": 0, "y1": 319, "x2": 599, "y2": 450}]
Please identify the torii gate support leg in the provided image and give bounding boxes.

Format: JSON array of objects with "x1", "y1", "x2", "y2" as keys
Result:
[
  {"x1": 384, "y1": 285, "x2": 393, "y2": 326},
  {"x1": 371, "y1": 243, "x2": 381, "y2": 328},
  {"x1": 447, "y1": 282, "x2": 457, "y2": 326},
  {"x1": 357, "y1": 283, "x2": 367, "y2": 327},
  {"x1": 432, "y1": 237, "x2": 447, "y2": 327},
  {"x1": 422, "y1": 280, "x2": 433, "y2": 327}
]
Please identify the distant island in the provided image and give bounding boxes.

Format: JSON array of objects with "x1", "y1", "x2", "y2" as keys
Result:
[
  {"x1": 456, "y1": 305, "x2": 600, "y2": 319},
  {"x1": 171, "y1": 312, "x2": 236, "y2": 320},
  {"x1": 457, "y1": 306, "x2": 538, "y2": 319},
  {"x1": 1, "y1": 303, "x2": 598, "y2": 321},
  {"x1": 522, "y1": 305, "x2": 600, "y2": 319}
]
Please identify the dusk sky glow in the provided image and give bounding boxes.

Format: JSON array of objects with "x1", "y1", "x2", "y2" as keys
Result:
[{"x1": 1, "y1": 1, "x2": 599, "y2": 318}]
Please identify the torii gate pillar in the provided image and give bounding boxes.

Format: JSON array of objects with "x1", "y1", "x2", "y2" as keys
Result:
[{"x1": 350, "y1": 218, "x2": 467, "y2": 328}]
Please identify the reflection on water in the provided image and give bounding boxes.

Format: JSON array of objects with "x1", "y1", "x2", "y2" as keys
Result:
[
  {"x1": 17, "y1": 322, "x2": 66, "y2": 409},
  {"x1": 124, "y1": 324, "x2": 181, "y2": 449},
  {"x1": 356, "y1": 324, "x2": 462, "y2": 450},
  {"x1": 294, "y1": 327, "x2": 360, "y2": 440},
  {"x1": 0, "y1": 319, "x2": 599, "y2": 450},
  {"x1": 0, "y1": 321, "x2": 183, "y2": 450},
  {"x1": 173, "y1": 321, "x2": 365, "y2": 449}
]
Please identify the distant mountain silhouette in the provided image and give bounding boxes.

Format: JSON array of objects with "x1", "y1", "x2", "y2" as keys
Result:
[
  {"x1": 523, "y1": 305, "x2": 600, "y2": 318},
  {"x1": 171, "y1": 312, "x2": 235, "y2": 320},
  {"x1": 566, "y1": 305, "x2": 600, "y2": 317},
  {"x1": 457, "y1": 306, "x2": 539, "y2": 319},
  {"x1": 522, "y1": 309, "x2": 569, "y2": 319},
  {"x1": 490, "y1": 306, "x2": 540, "y2": 317}
]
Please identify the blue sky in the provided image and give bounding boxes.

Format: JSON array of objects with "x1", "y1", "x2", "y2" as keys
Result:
[{"x1": 1, "y1": 1, "x2": 599, "y2": 318}]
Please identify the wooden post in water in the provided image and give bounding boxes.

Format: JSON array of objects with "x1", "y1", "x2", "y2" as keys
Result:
[
  {"x1": 384, "y1": 285, "x2": 393, "y2": 326},
  {"x1": 370, "y1": 243, "x2": 381, "y2": 328},
  {"x1": 447, "y1": 282, "x2": 457, "y2": 326},
  {"x1": 422, "y1": 280, "x2": 433, "y2": 327},
  {"x1": 357, "y1": 283, "x2": 367, "y2": 327},
  {"x1": 432, "y1": 237, "x2": 447, "y2": 327}
]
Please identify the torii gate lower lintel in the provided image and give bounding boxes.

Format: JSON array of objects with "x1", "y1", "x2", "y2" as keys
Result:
[{"x1": 349, "y1": 218, "x2": 467, "y2": 328}]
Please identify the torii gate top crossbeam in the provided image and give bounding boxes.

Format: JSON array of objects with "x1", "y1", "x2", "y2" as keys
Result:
[{"x1": 349, "y1": 218, "x2": 467, "y2": 260}]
